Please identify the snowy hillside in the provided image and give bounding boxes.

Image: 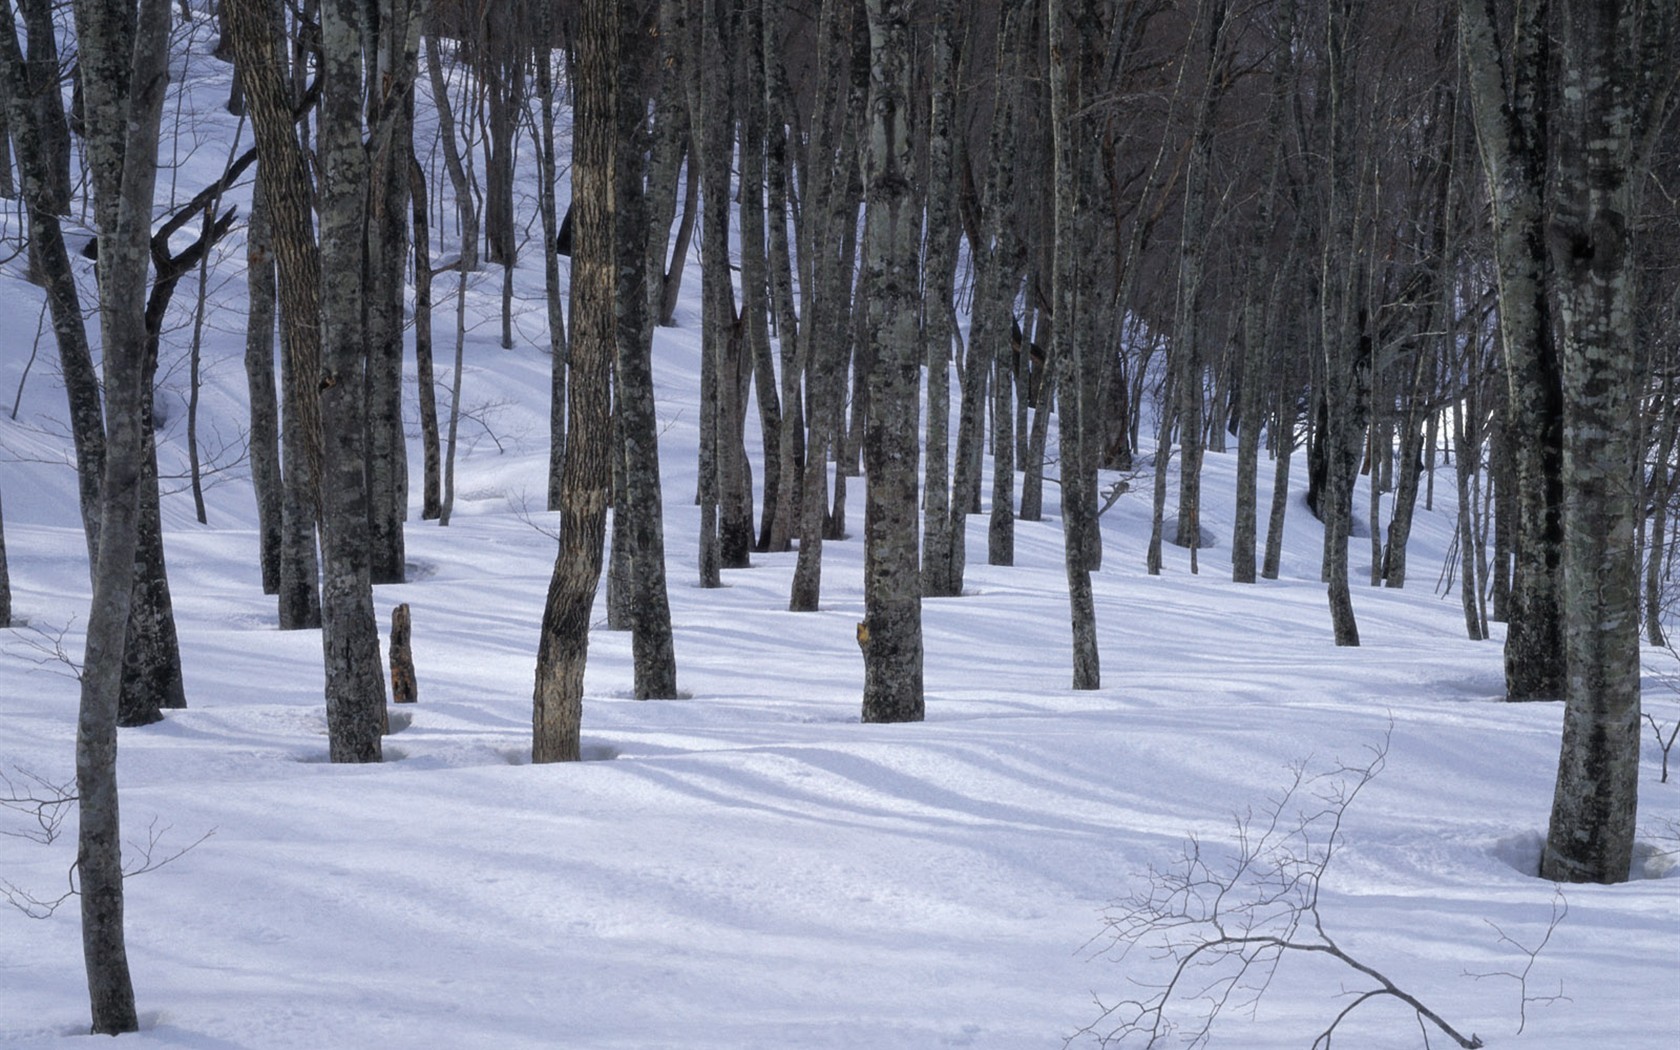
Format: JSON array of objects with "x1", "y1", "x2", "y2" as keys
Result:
[{"x1": 3, "y1": 11, "x2": 1678, "y2": 1050}]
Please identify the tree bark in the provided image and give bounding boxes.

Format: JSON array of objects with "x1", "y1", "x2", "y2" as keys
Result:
[
  {"x1": 533, "y1": 0, "x2": 616, "y2": 762},
  {"x1": 70, "y1": 0, "x2": 173, "y2": 1031},
  {"x1": 226, "y1": 0, "x2": 325, "y2": 630},
  {"x1": 318, "y1": 0, "x2": 388, "y2": 762},
  {"x1": 246, "y1": 167, "x2": 284, "y2": 592},
  {"x1": 1460, "y1": 0, "x2": 1568, "y2": 700},
  {"x1": 788, "y1": 0, "x2": 860, "y2": 612},
  {"x1": 1540, "y1": 0, "x2": 1662, "y2": 884},
  {"x1": 859, "y1": 0, "x2": 924, "y2": 724},
  {"x1": 1049, "y1": 0, "x2": 1100, "y2": 688},
  {"x1": 363, "y1": 0, "x2": 427, "y2": 586},
  {"x1": 616, "y1": 0, "x2": 679, "y2": 700}
]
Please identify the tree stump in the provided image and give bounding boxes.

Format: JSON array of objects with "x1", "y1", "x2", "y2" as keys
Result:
[{"x1": 390, "y1": 603, "x2": 417, "y2": 703}]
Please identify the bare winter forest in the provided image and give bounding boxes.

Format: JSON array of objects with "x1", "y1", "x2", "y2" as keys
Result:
[{"x1": 2, "y1": 1, "x2": 1679, "y2": 1046}]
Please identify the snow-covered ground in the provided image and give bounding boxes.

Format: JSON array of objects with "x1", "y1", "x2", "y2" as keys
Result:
[{"x1": 3, "y1": 15, "x2": 1678, "y2": 1049}]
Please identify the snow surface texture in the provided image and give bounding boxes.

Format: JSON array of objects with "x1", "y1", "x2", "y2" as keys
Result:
[{"x1": 2, "y1": 12, "x2": 1677, "y2": 1049}]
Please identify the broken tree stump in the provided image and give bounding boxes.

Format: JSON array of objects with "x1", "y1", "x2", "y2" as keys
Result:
[{"x1": 390, "y1": 603, "x2": 417, "y2": 703}]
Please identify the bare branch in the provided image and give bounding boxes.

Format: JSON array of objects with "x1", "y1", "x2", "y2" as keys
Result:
[
  {"x1": 1072, "y1": 726, "x2": 1492, "y2": 1050},
  {"x1": 1466, "y1": 887, "x2": 1571, "y2": 1033}
]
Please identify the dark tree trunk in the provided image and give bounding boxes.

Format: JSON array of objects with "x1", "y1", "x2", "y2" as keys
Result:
[
  {"x1": 246, "y1": 168, "x2": 284, "y2": 592},
  {"x1": 1461, "y1": 0, "x2": 1568, "y2": 700},
  {"x1": 227, "y1": 0, "x2": 325, "y2": 630},
  {"x1": 919, "y1": 0, "x2": 962, "y2": 590},
  {"x1": 412, "y1": 157, "x2": 443, "y2": 521},
  {"x1": 318, "y1": 0, "x2": 388, "y2": 763},
  {"x1": 1048, "y1": 0, "x2": 1100, "y2": 688},
  {"x1": 615, "y1": 1, "x2": 679, "y2": 699},
  {"x1": 859, "y1": 0, "x2": 924, "y2": 724},
  {"x1": 534, "y1": 0, "x2": 617, "y2": 763},
  {"x1": 363, "y1": 0, "x2": 427, "y2": 586}
]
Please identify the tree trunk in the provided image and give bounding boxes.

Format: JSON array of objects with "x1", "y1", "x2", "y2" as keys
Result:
[
  {"x1": 919, "y1": 0, "x2": 962, "y2": 589},
  {"x1": 859, "y1": 0, "x2": 924, "y2": 724},
  {"x1": 739, "y1": 0, "x2": 781, "y2": 554},
  {"x1": 615, "y1": 7, "x2": 679, "y2": 700},
  {"x1": 1316, "y1": 0, "x2": 1365, "y2": 648},
  {"x1": 1460, "y1": 0, "x2": 1568, "y2": 700},
  {"x1": 246, "y1": 168, "x2": 284, "y2": 592},
  {"x1": 1048, "y1": 0, "x2": 1100, "y2": 688},
  {"x1": 534, "y1": 0, "x2": 617, "y2": 763},
  {"x1": 535, "y1": 1, "x2": 567, "y2": 516},
  {"x1": 69, "y1": 0, "x2": 173, "y2": 1031},
  {"x1": 412, "y1": 157, "x2": 443, "y2": 521},
  {"x1": 424, "y1": 24, "x2": 480, "y2": 272},
  {"x1": 318, "y1": 0, "x2": 388, "y2": 763},
  {"x1": 227, "y1": 0, "x2": 325, "y2": 631},
  {"x1": 363, "y1": 0, "x2": 426, "y2": 586},
  {"x1": 789, "y1": 0, "x2": 860, "y2": 612},
  {"x1": 1540, "y1": 0, "x2": 1659, "y2": 885}
]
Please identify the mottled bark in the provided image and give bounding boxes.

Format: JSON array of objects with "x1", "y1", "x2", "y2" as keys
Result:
[
  {"x1": 615, "y1": 6, "x2": 679, "y2": 700},
  {"x1": 1461, "y1": 0, "x2": 1568, "y2": 700},
  {"x1": 940, "y1": 0, "x2": 1026, "y2": 595},
  {"x1": 71, "y1": 0, "x2": 173, "y2": 1031},
  {"x1": 859, "y1": 0, "x2": 924, "y2": 724},
  {"x1": 763, "y1": 0, "x2": 804, "y2": 554},
  {"x1": 535, "y1": 1, "x2": 567, "y2": 515},
  {"x1": 1316, "y1": 0, "x2": 1365, "y2": 647},
  {"x1": 1541, "y1": 0, "x2": 1662, "y2": 884},
  {"x1": 424, "y1": 26, "x2": 479, "y2": 272},
  {"x1": 412, "y1": 157, "x2": 443, "y2": 521},
  {"x1": 318, "y1": 0, "x2": 388, "y2": 762},
  {"x1": 740, "y1": 0, "x2": 781, "y2": 553}
]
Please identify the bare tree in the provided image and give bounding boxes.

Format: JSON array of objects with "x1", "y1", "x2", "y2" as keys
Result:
[
  {"x1": 1460, "y1": 0, "x2": 1568, "y2": 700},
  {"x1": 68, "y1": 0, "x2": 175, "y2": 1031},
  {"x1": 533, "y1": 0, "x2": 617, "y2": 763},
  {"x1": 317, "y1": 0, "x2": 390, "y2": 762},
  {"x1": 858, "y1": 0, "x2": 923, "y2": 724},
  {"x1": 1540, "y1": 0, "x2": 1675, "y2": 885}
]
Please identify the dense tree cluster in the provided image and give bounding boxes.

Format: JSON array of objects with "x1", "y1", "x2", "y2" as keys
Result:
[{"x1": 2, "y1": 0, "x2": 1676, "y2": 1030}]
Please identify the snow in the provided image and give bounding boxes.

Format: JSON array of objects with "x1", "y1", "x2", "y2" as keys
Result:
[{"x1": 2, "y1": 16, "x2": 1678, "y2": 1049}]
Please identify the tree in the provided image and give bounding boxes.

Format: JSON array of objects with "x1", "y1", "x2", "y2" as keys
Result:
[
  {"x1": 858, "y1": 0, "x2": 924, "y2": 725},
  {"x1": 245, "y1": 168, "x2": 284, "y2": 594},
  {"x1": 1048, "y1": 0, "x2": 1102, "y2": 688},
  {"x1": 1540, "y1": 0, "x2": 1673, "y2": 885},
  {"x1": 317, "y1": 0, "x2": 390, "y2": 762},
  {"x1": 362, "y1": 0, "x2": 429, "y2": 586},
  {"x1": 918, "y1": 0, "x2": 963, "y2": 597},
  {"x1": 613, "y1": 0, "x2": 679, "y2": 701},
  {"x1": 225, "y1": 0, "x2": 324, "y2": 632},
  {"x1": 1460, "y1": 0, "x2": 1568, "y2": 700},
  {"x1": 68, "y1": 0, "x2": 174, "y2": 1030},
  {"x1": 0, "y1": 0, "x2": 104, "y2": 569},
  {"x1": 788, "y1": 0, "x2": 863, "y2": 612},
  {"x1": 1315, "y1": 0, "x2": 1368, "y2": 648},
  {"x1": 533, "y1": 0, "x2": 618, "y2": 763}
]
